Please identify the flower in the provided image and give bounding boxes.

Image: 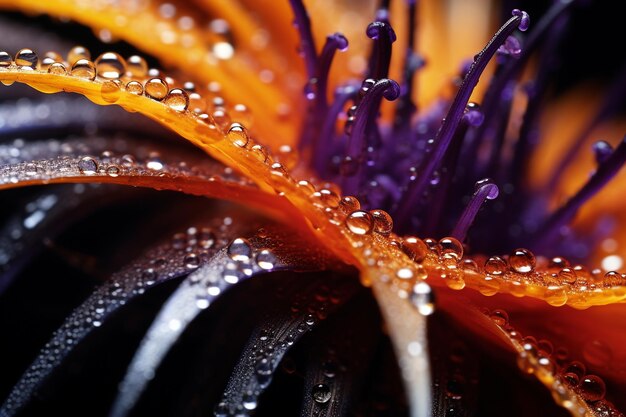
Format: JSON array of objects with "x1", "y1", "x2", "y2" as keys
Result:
[{"x1": 0, "y1": 1, "x2": 624, "y2": 416}]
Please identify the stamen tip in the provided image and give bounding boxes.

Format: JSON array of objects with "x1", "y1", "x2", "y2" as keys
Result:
[{"x1": 512, "y1": 9, "x2": 530, "y2": 31}]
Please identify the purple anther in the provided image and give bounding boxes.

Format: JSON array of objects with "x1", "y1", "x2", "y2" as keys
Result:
[
  {"x1": 512, "y1": 9, "x2": 530, "y2": 31},
  {"x1": 593, "y1": 140, "x2": 613, "y2": 165},
  {"x1": 451, "y1": 179, "x2": 500, "y2": 241}
]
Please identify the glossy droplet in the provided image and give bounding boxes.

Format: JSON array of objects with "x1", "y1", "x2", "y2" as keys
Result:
[
  {"x1": 410, "y1": 282, "x2": 435, "y2": 315},
  {"x1": 227, "y1": 238, "x2": 252, "y2": 262},
  {"x1": 95, "y1": 52, "x2": 126, "y2": 79},
  {"x1": 185, "y1": 253, "x2": 200, "y2": 269},
  {"x1": 564, "y1": 361, "x2": 586, "y2": 379},
  {"x1": 227, "y1": 123, "x2": 249, "y2": 147},
  {"x1": 0, "y1": 51, "x2": 12, "y2": 67},
  {"x1": 489, "y1": 309, "x2": 509, "y2": 326},
  {"x1": 345, "y1": 210, "x2": 374, "y2": 235},
  {"x1": 439, "y1": 237, "x2": 463, "y2": 261},
  {"x1": 242, "y1": 393, "x2": 257, "y2": 410},
  {"x1": 485, "y1": 256, "x2": 507, "y2": 275},
  {"x1": 370, "y1": 209, "x2": 393, "y2": 235},
  {"x1": 579, "y1": 375, "x2": 606, "y2": 402},
  {"x1": 509, "y1": 248, "x2": 536, "y2": 274},
  {"x1": 45, "y1": 62, "x2": 66, "y2": 75},
  {"x1": 255, "y1": 358, "x2": 273, "y2": 388},
  {"x1": 125, "y1": 80, "x2": 144, "y2": 95},
  {"x1": 126, "y1": 55, "x2": 148, "y2": 77},
  {"x1": 256, "y1": 249, "x2": 277, "y2": 270},
  {"x1": 402, "y1": 237, "x2": 428, "y2": 263},
  {"x1": 101, "y1": 80, "x2": 121, "y2": 103},
  {"x1": 338, "y1": 196, "x2": 360, "y2": 214},
  {"x1": 317, "y1": 189, "x2": 340, "y2": 209},
  {"x1": 106, "y1": 165, "x2": 120, "y2": 177},
  {"x1": 78, "y1": 157, "x2": 98, "y2": 175},
  {"x1": 164, "y1": 88, "x2": 189, "y2": 112},
  {"x1": 70, "y1": 59, "x2": 96, "y2": 80},
  {"x1": 15, "y1": 49, "x2": 38, "y2": 69},
  {"x1": 188, "y1": 92, "x2": 206, "y2": 114},
  {"x1": 144, "y1": 78, "x2": 169, "y2": 100},
  {"x1": 311, "y1": 384, "x2": 331, "y2": 404},
  {"x1": 558, "y1": 267, "x2": 577, "y2": 284},
  {"x1": 67, "y1": 46, "x2": 90, "y2": 65}
]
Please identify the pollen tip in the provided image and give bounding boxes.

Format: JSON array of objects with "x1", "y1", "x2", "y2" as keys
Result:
[
  {"x1": 366, "y1": 21, "x2": 397, "y2": 43},
  {"x1": 512, "y1": 9, "x2": 530, "y2": 31}
]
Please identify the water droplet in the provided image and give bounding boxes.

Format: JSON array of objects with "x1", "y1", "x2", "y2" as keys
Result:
[
  {"x1": 489, "y1": 309, "x2": 509, "y2": 326},
  {"x1": 558, "y1": 267, "x2": 577, "y2": 284},
  {"x1": 185, "y1": 253, "x2": 200, "y2": 269},
  {"x1": 509, "y1": 248, "x2": 535, "y2": 273},
  {"x1": 25, "y1": 163, "x2": 38, "y2": 176},
  {"x1": 15, "y1": 49, "x2": 38, "y2": 69},
  {"x1": 78, "y1": 157, "x2": 98, "y2": 175},
  {"x1": 256, "y1": 249, "x2": 277, "y2": 270},
  {"x1": 338, "y1": 196, "x2": 360, "y2": 214},
  {"x1": 95, "y1": 52, "x2": 126, "y2": 79},
  {"x1": 484, "y1": 256, "x2": 507, "y2": 275},
  {"x1": 67, "y1": 46, "x2": 90, "y2": 65},
  {"x1": 311, "y1": 384, "x2": 331, "y2": 404},
  {"x1": 579, "y1": 375, "x2": 606, "y2": 402},
  {"x1": 198, "y1": 228, "x2": 215, "y2": 249},
  {"x1": 70, "y1": 59, "x2": 96, "y2": 80},
  {"x1": 0, "y1": 51, "x2": 12, "y2": 67},
  {"x1": 227, "y1": 123, "x2": 249, "y2": 148},
  {"x1": 370, "y1": 209, "x2": 393, "y2": 235},
  {"x1": 126, "y1": 55, "x2": 148, "y2": 78},
  {"x1": 255, "y1": 358, "x2": 273, "y2": 388},
  {"x1": 47, "y1": 62, "x2": 67, "y2": 75},
  {"x1": 410, "y1": 282, "x2": 435, "y2": 315},
  {"x1": 101, "y1": 80, "x2": 122, "y2": 103},
  {"x1": 125, "y1": 80, "x2": 144, "y2": 95},
  {"x1": 345, "y1": 210, "x2": 373, "y2": 235},
  {"x1": 144, "y1": 78, "x2": 169, "y2": 100},
  {"x1": 164, "y1": 88, "x2": 189, "y2": 112},
  {"x1": 402, "y1": 237, "x2": 428, "y2": 263},
  {"x1": 227, "y1": 238, "x2": 252, "y2": 262},
  {"x1": 439, "y1": 237, "x2": 463, "y2": 263},
  {"x1": 106, "y1": 165, "x2": 120, "y2": 177},
  {"x1": 242, "y1": 393, "x2": 257, "y2": 410}
]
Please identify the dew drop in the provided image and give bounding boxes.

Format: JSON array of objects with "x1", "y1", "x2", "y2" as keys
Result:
[
  {"x1": 95, "y1": 52, "x2": 126, "y2": 79},
  {"x1": 70, "y1": 59, "x2": 96, "y2": 80},
  {"x1": 509, "y1": 248, "x2": 536, "y2": 274},
  {"x1": 0, "y1": 51, "x2": 12, "y2": 67},
  {"x1": 125, "y1": 80, "x2": 144, "y2": 95},
  {"x1": 242, "y1": 393, "x2": 257, "y2": 410},
  {"x1": 370, "y1": 209, "x2": 393, "y2": 236},
  {"x1": 126, "y1": 55, "x2": 148, "y2": 78},
  {"x1": 15, "y1": 49, "x2": 38, "y2": 69},
  {"x1": 484, "y1": 256, "x2": 507, "y2": 275},
  {"x1": 106, "y1": 165, "x2": 120, "y2": 177},
  {"x1": 311, "y1": 384, "x2": 331, "y2": 404},
  {"x1": 256, "y1": 249, "x2": 277, "y2": 270},
  {"x1": 338, "y1": 196, "x2": 360, "y2": 214},
  {"x1": 345, "y1": 210, "x2": 374, "y2": 235},
  {"x1": 101, "y1": 80, "x2": 122, "y2": 103},
  {"x1": 78, "y1": 157, "x2": 98, "y2": 175},
  {"x1": 164, "y1": 88, "x2": 189, "y2": 112},
  {"x1": 558, "y1": 267, "x2": 577, "y2": 284},
  {"x1": 439, "y1": 237, "x2": 463, "y2": 262},
  {"x1": 184, "y1": 253, "x2": 200, "y2": 269},
  {"x1": 489, "y1": 309, "x2": 509, "y2": 326},
  {"x1": 47, "y1": 62, "x2": 67, "y2": 75},
  {"x1": 402, "y1": 237, "x2": 428, "y2": 263},
  {"x1": 255, "y1": 358, "x2": 273, "y2": 388},
  {"x1": 144, "y1": 78, "x2": 169, "y2": 100},
  {"x1": 579, "y1": 375, "x2": 606, "y2": 402},
  {"x1": 227, "y1": 238, "x2": 252, "y2": 262},
  {"x1": 67, "y1": 46, "x2": 90, "y2": 65},
  {"x1": 227, "y1": 122, "x2": 249, "y2": 148},
  {"x1": 410, "y1": 281, "x2": 435, "y2": 315}
]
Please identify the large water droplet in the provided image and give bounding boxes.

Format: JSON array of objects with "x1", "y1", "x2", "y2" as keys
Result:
[
  {"x1": 15, "y1": 49, "x2": 38, "y2": 69},
  {"x1": 227, "y1": 123, "x2": 249, "y2": 148},
  {"x1": 95, "y1": 52, "x2": 126, "y2": 79},
  {"x1": 410, "y1": 282, "x2": 435, "y2": 315},
  {"x1": 345, "y1": 210, "x2": 374, "y2": 235},
  {"x1": 164, "y1": 88, "x2": 189, "y2": 112},
  {"x1": 70, "y1": 59, "x2": 96, "y2": 80},
  {"x1": 370, "y1": 209, "x2": 393, "y2": 235},
  {"x1": 144, "y1": 78, "x2": 169, "y2": 100},
  {"x1": 311, "y1": 384, "x2": 331, "y2": 404},
  {"x1": 256, "y1": 249, "x2": 277, "y2": 270},
  {"x1": 227, "y1": 238, "x2": 252, "y2": 262},
  {"x1": 78, "y1": 157, "x2": 98, "y2": 175},
  {"x1": 509, "y1": 248, "x2": 535, "y2": 274},
  {"x1": 0, "y1": 51, "x2": 12, "y2": 67},
  {"x1": 126, "y1": 55, "x2": 148, "y2": 78},
  {"x1": 101, "y1": 80, "x2": 121, "y2": 103},
  {"x1": 67, "y1": 46, "x2": 90, "y2": 65},
  {"x1": 579, "y1": 375, "x2": 606, "y2": 402}
]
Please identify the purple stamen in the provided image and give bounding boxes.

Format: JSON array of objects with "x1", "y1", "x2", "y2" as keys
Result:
[
  {"x1": 288, "y1": 0, "x2": 318, "y2": 79},
  {"x1": 395, "y1": 10, "x2": 528, "y2": 229},
  {"x1": 366, "y1": 21, "x2": 397, "y2": 80},
  {"x1": 534, "y1": 135, "x2": 626, "y2": 248},
  {"x1": 345, "y1": 78, "x2": 400, "y2": 161},
  {"x1": 593, "y1": 140, "x2": 613, "y2": 165},
  {"x1": 451, "y1": 179, "x2": 500, "y2": 242},
  {"x1": 313, "y1": 33, "x2": 349, "y2": 110}
]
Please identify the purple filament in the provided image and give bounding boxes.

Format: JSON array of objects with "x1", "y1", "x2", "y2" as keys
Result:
[
  {"x1": 395, "y1": 10, "x2": 528, "y2": 228},
  {"x1": 288, "y1": 0, "x2": 318, "y2": 79},
  {"x1": 451, "y1": 180, "x2": 500, "y2": 242},
  {"x1": 313, "y1": 33, "x2": 349, "y2": 110},
  {"x1": 366, "y1": 21, "x2": 397, "y2": 80}
]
